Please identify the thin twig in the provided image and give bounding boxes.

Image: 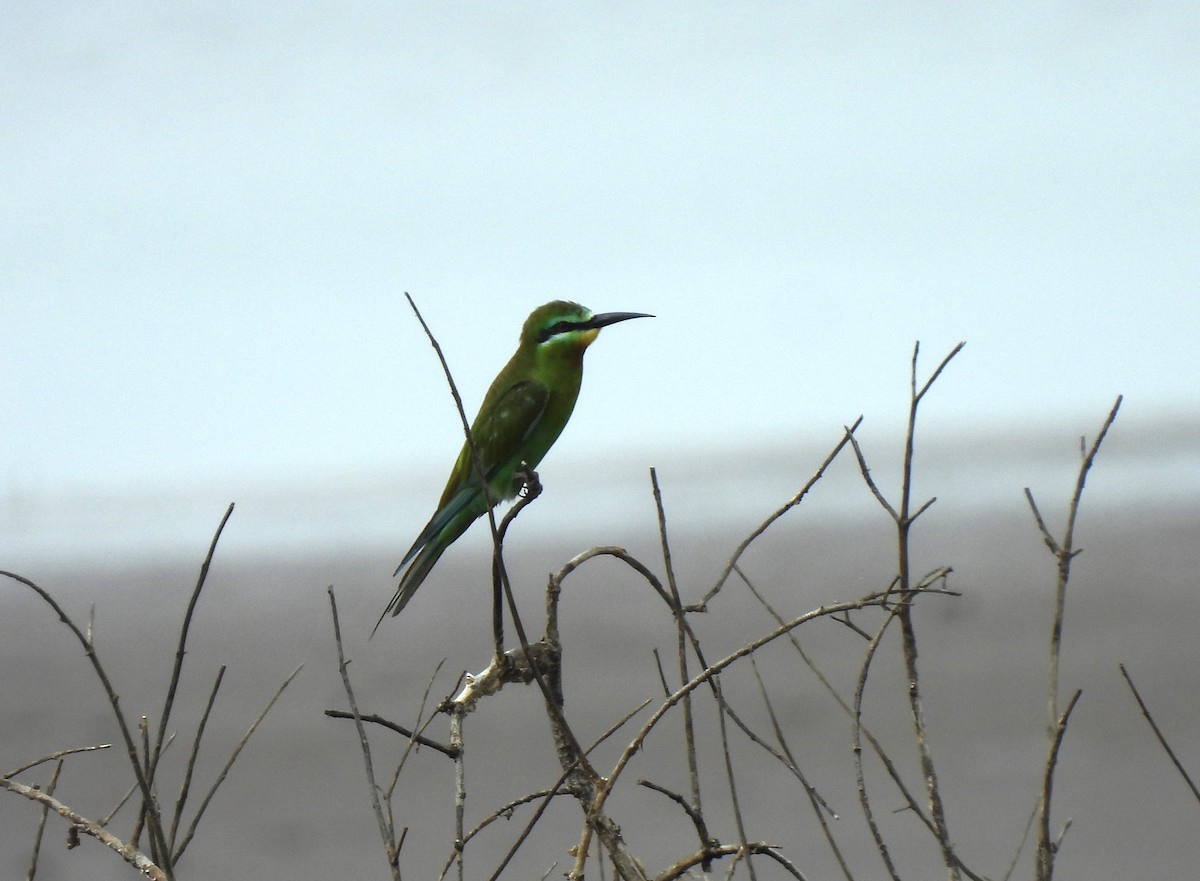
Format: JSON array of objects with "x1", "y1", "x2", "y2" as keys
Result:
[
  {"x1": 0, "y1": 570, "x2": 173, "y2": 877},
  {"x1": 1030, "y1": 396, "x2": 1122, "y2": 881},
  {"x1": 1030, "y1": 395, "x2": 1123, "y2": 730},
  {"x1": 705, "y1": 418, "x2": 863, "y2": 603},
  {"x1": 0, "y1": 777, "x2": 166, "y2": 881},
  {"x1": 735, "y1": 566, "x2": 947, "y2": 847},
  {"x1": 715, "y1": 677, "x2": 757, "y2": 881},
  {"x1": 101, "y1": 778, "x2": 144, "y2": 827},
  {"x1": 848, "y1": 431, "x2": 898, "y2": 520},
  {"x1": 172, "y1": 664, "x2": 301, "y2": 861},
  {"x1": 479, "y1": 539, "x2": 594, "y2": 785},
  {"x1": 1002, "y1": 797, "x2": 1040, "y2": 881},
  {"x1": 654, "y1": 842, "x2": 806, "y2": 881},
  {"x1": 169, "y1": 665, "x2": 226, "y2": 852},
  {"x1": 1037, "y1": 690, "x2": 1082, "y2": 880},
  {"x1": 492, "y1": 464, "x2": 542, "y2": 663},
  {"x1": 550, "y1": 544, "x2": 726, "y2": 881},
  {"x1": 638, "y1": 780, "x2": 712, "y2": 845},
  {"x1": 402, "y1": 292, "x2": 508, "y2": 637},
  {"x1": 382, "y1": 660, "x2": 452, "y2": 814},
  {"x1": 135, "y1": 715, "x2": 153, "y2": 859},
  {"x1": 4, "y1": 744, "x2": 113, "y2": 780},
  {"x1": 329, "y1": 585, "x2": 401, "y2": 879},
  {"x1": 149, "y1": 504, "x2": 234, "y2": 789},
  {"x1": 477, "y1": 699, "x2": 652, "y2": 881},
  {"x1": 898, "y1": 343, "x2": 963, "y2": 881},
  {"x1": 323, "y1": 710, "x2": 458, "y2": 758},
  {"x1": 650, "y1": 468, "x2": 704, "y2": 836},
  {"x1": 557, "y1": 545, "x2": 672, "y2": 606},
  {"x1": 749, "y1": 659, "x2": 854, "y2": 880},
  {"x1": 589, "y1": 592, "x2": 896, "y2": 840},
  {"x1": 484, "y1": 464, "x2": 542, "y2": 664},
  {"x1": 23, "y1": 758, "x2": 62, "y2": 881},
  {"x1": 1119, "y1": 663, "x2": 1200, "y2": 805},
  {"x1": 449, "y1": 707, "x2": 467, "y2": 881},
  {"x1": 853, "y1": 604, "x2": 905, "y2": 881}
]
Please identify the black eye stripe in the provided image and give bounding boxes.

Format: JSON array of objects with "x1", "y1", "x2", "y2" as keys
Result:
[{"x1": 537, "y1": 319, "x2": 582, "y2": 343}]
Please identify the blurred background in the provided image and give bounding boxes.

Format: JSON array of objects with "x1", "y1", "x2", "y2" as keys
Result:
[
  {"x1": 4, "y1": 1, "x2": 1200, "y2": 564},
  {"x1": 3, "y1": 3, "x2": 1198, "y2": 879}
]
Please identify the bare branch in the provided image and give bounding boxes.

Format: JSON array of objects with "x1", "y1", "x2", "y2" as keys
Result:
[
  {"x1": 23, "y1": 758, "x2": 63, "y2": 881},
  {"x1": 735, "y1": 565, "x2": 932, "y2": 833},
  {"x1": 914, "y1": 341, "x2": 967, "y2": 402},
  {"x1": 714, "y1": 678, "x2": 758, "y2": 881},
  {"x1": 150, "y1": 504, "x2": 235, "y2": 789},
  {"x1": 1036, "y1": 689, "x2": 1083, "y2": 881},
  {"x1": 400, "y1": 293, "x2": 508, "y2": 624},
  {"x1": 705, "y1": 418, "x2": 863, "y2": 603},
  {"x1": 1023, "y1": 489, "x2": 1060, "y2": 555},
  {"x1": 476, "y1": 698, "x2": 650, "y2": 881},
  {"x1": 1002, "y1": 798, "x2": 1040, "y2": 881},
  {"x1": 0, "y1": 777, "x2": 166, "y2": 881},
  {"x1": 637, "y1": 779, "x2": 715, "y2": 856},
  {"x1": 169, "y1": 665, "x2": 226, "y2": 853},
  {"x1": 0, "y1": 570, "x2": 172, "y2": 873},
  {"x1": 748, "y1": 660, "x2": 853, "y2": 879},
  {"x1": 4, "y1": 744, "x2": 112, "y2": 780},
  {"x1": 323, "y1": 710, "x2": 458, "y2": 758},
  {"x1": 1030, "y1": 398, "x2": 1122, "y2": 881},
  {"x1": 592, "y1": 592, "x2": 895, "y2": 835},
  {"x1": 649, "y1": 468, "x2": 703, "y2": 834},
  {"x1": 172, "y1": 664, "x2": 301, "y2": 861},
  {"x1": 329, "y1": 585, "x2": 401, "y2": 879},
  {"x1": 654, "y1": 842, "x2": 806, "y2": 881},
  {"x1": 895, "y1": 343, "x2": 965, "y2": 880},
  {"x1": 853, "y1": 604, "x2": 905, "y2": 881},
  {"x1": 1030, "y1": 396, "x2": 1122, "y2": 730},
  {"x1": 848, "y1": 430, "x2": 898, "y2": 520},
  {"x1": 1119, "y1": 663, "x2": 1200, "y2": 806}
]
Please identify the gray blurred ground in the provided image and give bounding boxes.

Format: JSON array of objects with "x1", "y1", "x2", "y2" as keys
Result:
[{"x1": 3, "y1": 438, "x2": 1199, "y2": 879}]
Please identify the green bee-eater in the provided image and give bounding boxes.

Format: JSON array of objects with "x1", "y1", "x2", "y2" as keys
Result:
[{"x1": 378, "y1": 301, "x2": 652, "y2": 625}]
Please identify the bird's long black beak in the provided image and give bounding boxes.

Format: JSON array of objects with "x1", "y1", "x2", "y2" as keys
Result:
[{"x1": 582, "y1": 311, "x2": 655, "y2": 330}]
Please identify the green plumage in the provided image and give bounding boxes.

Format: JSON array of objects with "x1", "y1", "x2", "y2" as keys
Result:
[{"x1": 377, "y1": 301, "x2": 651, "y2": 626}]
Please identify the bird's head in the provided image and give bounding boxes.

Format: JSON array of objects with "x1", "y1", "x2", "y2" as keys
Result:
[{"x1": 521, "y1": 301, "x2": 653, "y2": 353}]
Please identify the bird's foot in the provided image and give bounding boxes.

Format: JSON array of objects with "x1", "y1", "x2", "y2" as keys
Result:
[{"x1": 516, "y1": 463, "x2": 543, "y2": 500}]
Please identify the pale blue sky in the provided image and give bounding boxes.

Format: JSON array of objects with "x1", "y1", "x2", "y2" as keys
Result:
[{"x1": 3, "y1": 3, "x2": 1198, "y2": 560}]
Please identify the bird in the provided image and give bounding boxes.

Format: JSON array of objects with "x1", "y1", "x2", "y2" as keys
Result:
[{"x1": 377, "y1": 300, "x2": 652, "y2": 628}]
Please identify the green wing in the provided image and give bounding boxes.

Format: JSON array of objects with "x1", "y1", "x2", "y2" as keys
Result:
[
  {"x1": 437, "y1": 378, "x2": 551, "y2": 507},
  {"x1": 391, "y1": 379, "x2": 551, "y2": 579}
]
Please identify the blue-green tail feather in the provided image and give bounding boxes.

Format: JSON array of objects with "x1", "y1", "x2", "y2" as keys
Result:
[
  {"x1": 372, "y1": 540, "x2": 449, "y2": 634},
  {"x1": 373, "y1": 486, "x2": 490, "y2": 634},
  {"x1": 391, "y1": 484, "x2": 481, "y2": 579}
]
